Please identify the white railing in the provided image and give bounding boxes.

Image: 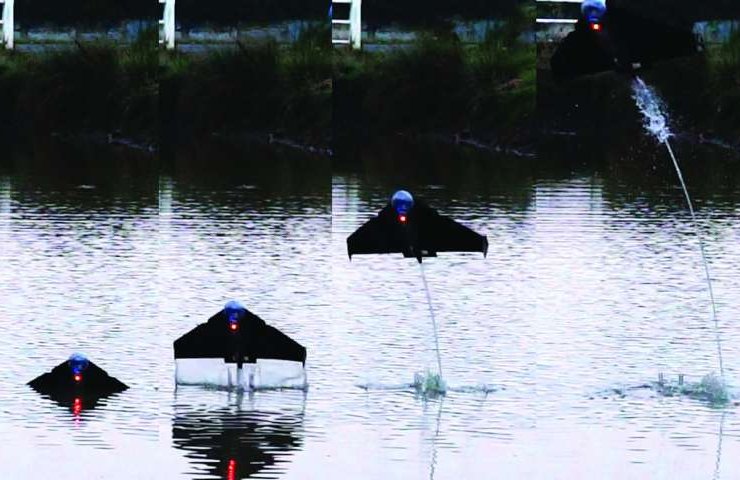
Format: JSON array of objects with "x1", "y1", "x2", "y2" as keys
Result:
[
  {"x1": 332, "y1": 0, "x2": 361, "y2": 50},
  {"x1": 159, "y1": 0, "x2": 175, "y2": 50},
  {"x1": 536, "y1": 0, "x2": 581, "y2": 25},
  {"x1": 1, "y1": 0, "x2": 14, "y2": 50},
  {"x1": 536, "y1": 19, "x2": 578, "y2": 24}
]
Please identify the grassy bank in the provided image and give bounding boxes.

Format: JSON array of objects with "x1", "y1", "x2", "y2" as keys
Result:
[
  {"x1": 334, "y1": 14, "x2": 535, "y2": 147},
  {"x1": 160, "y1": 24, "x2": 331, "y2": 147},
  {"x1": 0, "y1": 30, "x2": 157, "y2": 146}
]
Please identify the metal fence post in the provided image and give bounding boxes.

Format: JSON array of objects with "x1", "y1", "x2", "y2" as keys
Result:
[
  {"x1": 159, "y1": 0, "x2": 175, "y2": 50},
  {"x1": 349, "y1": 0, "x2": 361, "y2": 50},
  {"x1": 1, "y1": 0, "x2": 14, "y2": 50},
  {"x1": 332, "y1": 0, "x2": 361, "y2": 50}
]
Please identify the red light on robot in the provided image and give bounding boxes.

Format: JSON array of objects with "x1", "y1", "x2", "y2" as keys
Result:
[
  {"x1": 74, "y1": 374, "x2": 82, "y2": 382},
  {"x1": 590, "y1": 22, "x2": 601, "y2": 32},
  {"x1": 229, "y1": 322, "x2": 238, "y2": 332},
  {"x1": 227, "y1": 459, "x2": 237, "y2": 480},
  {"x1": 399, "y1": 214, "x2": 407, "y2": 223}
]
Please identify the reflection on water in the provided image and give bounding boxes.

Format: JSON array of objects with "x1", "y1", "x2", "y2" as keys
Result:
[
  {"x1": 1, "y1": 137, "x2": 740, "y2": 479},
  {"x1": 172, "y1": 389, "x2": 305, "y2": 480}
]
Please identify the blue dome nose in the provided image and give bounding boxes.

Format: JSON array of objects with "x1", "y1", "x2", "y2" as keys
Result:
[
  {"x1": 224, "y1": 300, "x2": 246, "y2": 324},
  {"x1": 391, "y1": 190, "x2": 414, "y2": 215},
  {"x1": 68, "y1": 353, "x2": 90, "y2": 374},
  {"x1": 581, "y1": 0, "x2": 606, "y2": 22}
]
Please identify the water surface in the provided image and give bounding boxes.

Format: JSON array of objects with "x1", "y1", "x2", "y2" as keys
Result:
[{"x1": 1, "y1": 138, "x2": 739, "y2": 479}]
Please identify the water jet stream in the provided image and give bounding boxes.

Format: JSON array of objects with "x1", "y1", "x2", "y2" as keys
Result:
[
  {"x1": 631, "y1": 76, "x2": 725, "y2": 381},
  {"x1": 420, "y1": 262, "x2": 444, "y2": 380}
]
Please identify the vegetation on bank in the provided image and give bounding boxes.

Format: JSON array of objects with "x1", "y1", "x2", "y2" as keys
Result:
[
  {"x1": 0, "y1": 29, "x2": 157, "y2": 145},
  {"x1": 707, "y1": 30, "x2": 740, "y2": 139},
  {"x1": 334, "y1": 11, "x2": 535, "y2": 146},
  {"x1": 160, "y1": 24, "x2": 331, "y2": 145}
]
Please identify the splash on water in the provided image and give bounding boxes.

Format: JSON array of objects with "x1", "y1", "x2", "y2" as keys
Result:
[
  {"x1": 631, "y1": 76, "x2": 725, "y2": 381},
  {"x1": 356, "y1": 375, "x2": 497, "y2": 395},
  {"x1": 694, "y1": 374, "x2": 731, "y2": 404},
  {"x1": 607, "y1": 374, "x2": 734, "y2": 406},
  {"x1": 631, "y1": 77, "x2": 673, "y2": 143},
  {"x1": 413, "y1": 371, "x2": 448, "y2": 396},
  {"x1": 654, "y1": 373, "x2": 730, "y2": 404}
]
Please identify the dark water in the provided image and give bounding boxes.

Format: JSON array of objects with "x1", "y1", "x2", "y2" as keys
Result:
[{"x1": 1, "y1": 138, "x2": 739, "y2": 479}]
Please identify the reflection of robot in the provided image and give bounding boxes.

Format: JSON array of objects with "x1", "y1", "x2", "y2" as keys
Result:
[
  {"x1": 551, "y1": 0, "x2": 701, "y2": 79},
  {"x1": 172, "y1": 393, "x2": 305, "y2": 479}
]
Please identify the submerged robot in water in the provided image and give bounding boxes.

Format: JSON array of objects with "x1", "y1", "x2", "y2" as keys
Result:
[
  {"x1": 551, "y1": 0, "x2": 701, "y2": 79},
  {"x1": 174, "y1": 301, "x2": 307, "y2": 390},
  {"x1": 347, "y1": 190, "x2": 488, "y2": 263},
  {"x1": 28, "y1": 353, "x2": 128, "y2": 411}
]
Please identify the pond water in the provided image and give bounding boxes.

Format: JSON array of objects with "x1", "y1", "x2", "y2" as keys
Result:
[{"x1": 0, "y1": 137, "x2": 738, "y2": 479}]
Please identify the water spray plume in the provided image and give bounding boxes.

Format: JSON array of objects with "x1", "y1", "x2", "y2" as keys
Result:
[{"x1": 631, "y1": 77, "x2": 673, "y2": 143}]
